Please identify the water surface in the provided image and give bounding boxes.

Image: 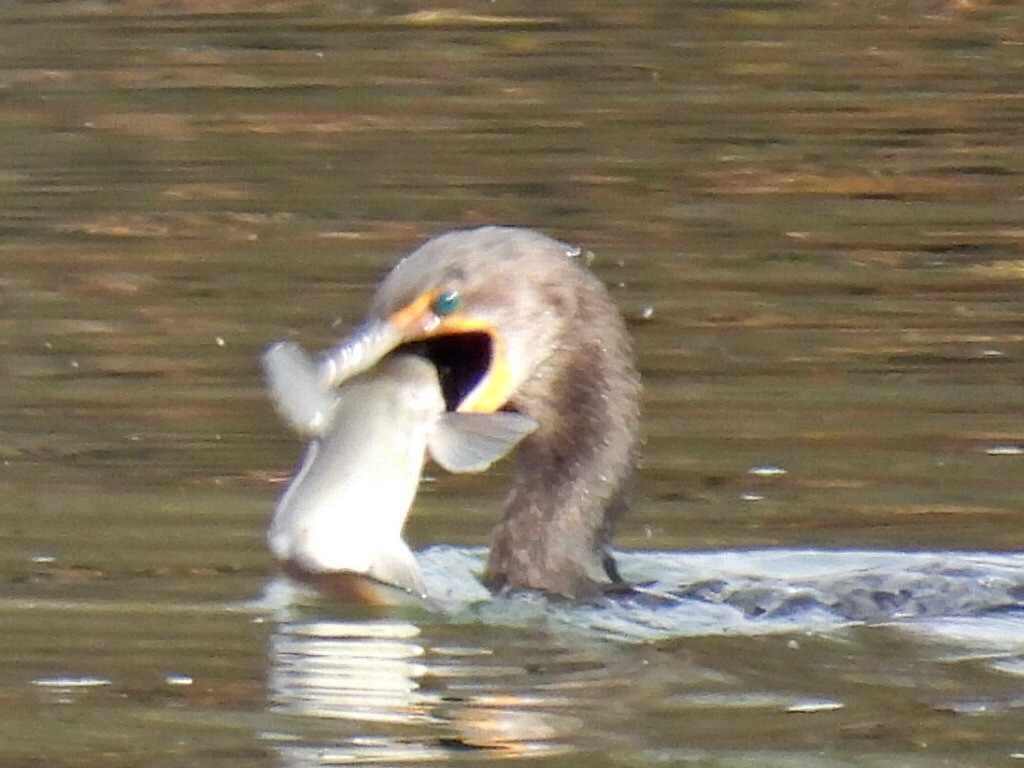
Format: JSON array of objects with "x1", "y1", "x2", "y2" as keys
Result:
[{"x1": 1, "y1": 1, "x2": 1023, "y2": 765}]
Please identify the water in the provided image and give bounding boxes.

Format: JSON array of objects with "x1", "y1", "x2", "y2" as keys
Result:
[{"x1": 2, "y1": 0, "x2": 1024, "y2": 765}]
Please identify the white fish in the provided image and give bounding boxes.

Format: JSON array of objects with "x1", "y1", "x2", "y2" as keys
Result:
[{"x1": 263, "y1": 342, "x2": 536, "y2": 598}]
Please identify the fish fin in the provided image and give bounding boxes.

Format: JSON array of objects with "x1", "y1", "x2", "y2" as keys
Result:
[
  {"x1": 262, "y1": 341, "x2": 336, "y2": 436},
  {"x1": 367, "y1": 542, "x2": 427, "y2": 597},
  {"x1": 428, "y1": 412, "x2": 538, "y2": 473}
]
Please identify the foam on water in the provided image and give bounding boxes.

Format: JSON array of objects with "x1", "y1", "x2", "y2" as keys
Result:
[{"x1": 416, "y1": 546, "x2": 1024, "y2": 647}]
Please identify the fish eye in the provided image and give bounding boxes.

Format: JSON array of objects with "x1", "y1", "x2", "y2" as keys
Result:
[{"x1": 432, "y1": 288, "x2": 461, "y2": 316}]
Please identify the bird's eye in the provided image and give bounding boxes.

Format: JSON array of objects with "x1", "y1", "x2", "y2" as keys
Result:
[{"x1": 432, "y1": 289, "x2": 461, "y2": 316}]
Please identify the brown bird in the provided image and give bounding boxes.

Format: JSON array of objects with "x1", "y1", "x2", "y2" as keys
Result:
[{"x1": 318, "y1": 226, "x2": 641, "y2": 598}]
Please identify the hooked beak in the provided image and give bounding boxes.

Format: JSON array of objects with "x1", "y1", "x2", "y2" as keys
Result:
[
  {"x1": 317, "y1": 318, "x2": 407, "y2": 390},
  {"x1": 317, "y1": 291, "x2": 514, "y2": 413}
]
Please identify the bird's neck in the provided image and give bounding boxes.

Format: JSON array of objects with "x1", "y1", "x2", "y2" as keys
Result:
[{"x1": 483, "y1": 301, "x2": 640, "y2": 597}]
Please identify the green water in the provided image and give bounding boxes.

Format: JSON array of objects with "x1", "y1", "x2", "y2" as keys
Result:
[{"x1": 1, "y1": 1, "x2": 1023, "y2": 765}]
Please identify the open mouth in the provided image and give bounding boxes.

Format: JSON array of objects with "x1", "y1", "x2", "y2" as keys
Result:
[{"x1": 399, "y1": 332, "x2": 493, "y2": 411}]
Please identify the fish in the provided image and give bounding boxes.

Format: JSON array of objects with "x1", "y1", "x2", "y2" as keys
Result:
[{"x1": 262, "y1": 341, "x2": 537, "y2": 599}]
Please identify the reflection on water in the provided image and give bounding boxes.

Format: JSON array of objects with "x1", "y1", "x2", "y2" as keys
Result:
[
  {"x1": 31, "y1": 674, "x2": 113, "y2": 706},
  {"x1": 259, "y1": 546, "x2": 1024, "y2": 764},
  {"x1": 266, "y1": 614, "x2": 586, "y2": 763},
  {"x1": 2, "y1": 0, "x2": 1024, "y2": 764},
  {"x1": 270, "y1": 620, "x2": 429, "y2": 725}
]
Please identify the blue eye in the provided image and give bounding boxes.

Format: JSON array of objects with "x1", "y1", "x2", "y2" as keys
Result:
[{"x1": 432, "y1": 289, "x2": 461, "y2": 316}]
